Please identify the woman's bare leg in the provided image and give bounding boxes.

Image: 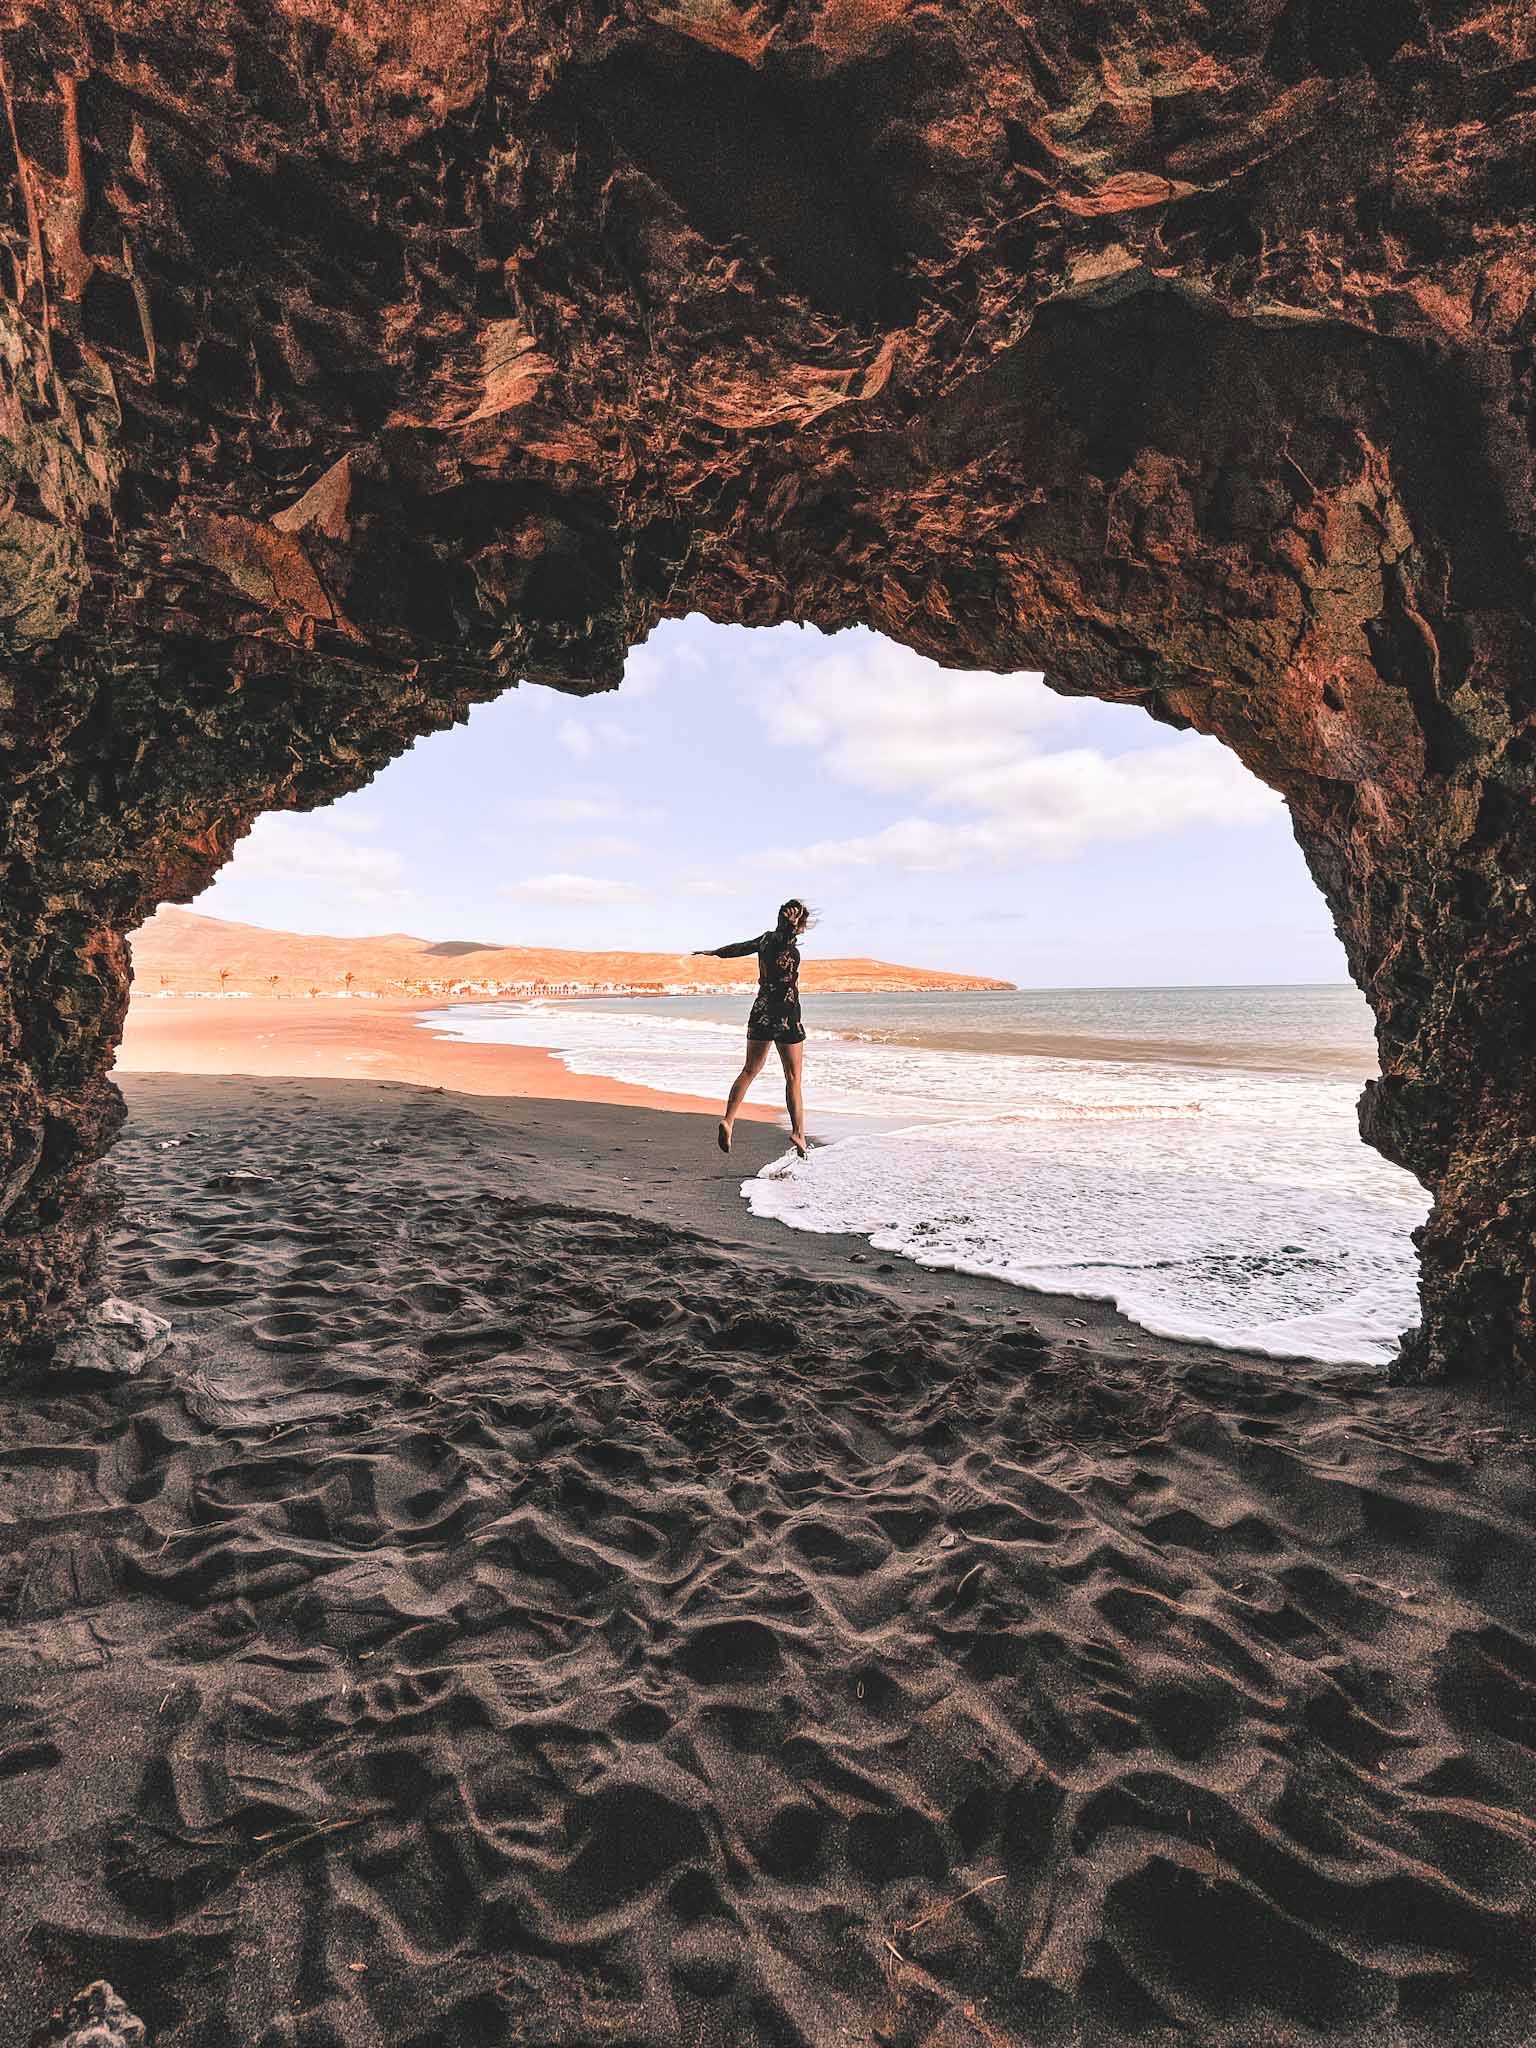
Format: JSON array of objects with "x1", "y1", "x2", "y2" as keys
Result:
[
  {"x1": 778, "y1": 1041, "x2": 807, "y2": 1156},
  {"x1": 720, "y1": 1038, "x2": 771, "y2": 1150}
]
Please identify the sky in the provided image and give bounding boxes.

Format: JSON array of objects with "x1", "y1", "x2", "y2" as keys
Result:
[{"x1": 191, "y1": 617, "x2": 1351, "y2": 988}]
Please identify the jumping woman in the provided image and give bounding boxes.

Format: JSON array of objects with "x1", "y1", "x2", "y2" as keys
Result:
[{"x1": 694, "y1": 899, "x2": 813, "y2": 1160}]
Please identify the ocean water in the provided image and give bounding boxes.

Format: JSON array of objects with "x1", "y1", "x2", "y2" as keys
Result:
[{"x1": 423, "y1": 986, "x2": 1431, "y2": 1366}]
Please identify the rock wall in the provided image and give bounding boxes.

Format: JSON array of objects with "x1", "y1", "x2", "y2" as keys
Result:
[{"x1": 0, "y1": 0, "x2": 1532, "y2": 1376}]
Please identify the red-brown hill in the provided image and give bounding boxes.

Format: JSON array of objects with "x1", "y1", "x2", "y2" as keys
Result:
[{"x1": 130, "y1": 908, "x2": 1015, "y2": 997}]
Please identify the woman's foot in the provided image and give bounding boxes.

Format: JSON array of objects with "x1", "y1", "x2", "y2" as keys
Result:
[
  {"x1": 717, "y1": 1120, "x2": 732, "y2": 1154},
  {"x1": 792, "y1": 1131, "x2": 808, "y2": 1159}
]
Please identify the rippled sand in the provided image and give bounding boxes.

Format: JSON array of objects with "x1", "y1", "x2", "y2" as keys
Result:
[{"x1": 2, "y1": 1074, "x2": 1534, "y2": 2045}]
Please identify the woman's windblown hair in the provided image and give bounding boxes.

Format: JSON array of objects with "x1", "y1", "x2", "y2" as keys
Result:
[{"x1": 778, "y1": 898, "x2": 817, "y2": 934}]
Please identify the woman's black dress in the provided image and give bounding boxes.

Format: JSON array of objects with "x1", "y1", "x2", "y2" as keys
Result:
[{"x1": 707, "y1": 929, "x2": 805, "y2": 1044}]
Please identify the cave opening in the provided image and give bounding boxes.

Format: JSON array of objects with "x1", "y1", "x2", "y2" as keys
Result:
[{"x1": 115, "y1": 618, "x2": 1432, "y2": 1372}]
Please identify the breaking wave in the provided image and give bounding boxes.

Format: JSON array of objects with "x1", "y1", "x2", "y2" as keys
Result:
[{"x1": 425, "y1": 989, "x2": 1429, "y2": 1363}]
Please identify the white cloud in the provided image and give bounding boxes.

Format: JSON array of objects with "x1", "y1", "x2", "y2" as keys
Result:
[
  {"x1": 562, "y1": 833, "x2": 648, "y2": 859},
  {"x1": 503, "y1": 795, "x2": 612, "y2": 825},
  {"x1": 741, "y1": 631, "x2": 1282, "y2": 875},
  {"x1": 501, "y1": 790, "x2": 663, "y2": 828},
  {"x1": 557, "y1": 716, "x2": 639, "y2": 760},
  {"x1": 322, "y1": 808, "x2": 385, "y2": 837},
  {"x1": 498, "y1": 872, "x2": 651, "y2": 906},
  {"x1": 757, "y1": 637, "x2": 1075, "y2": 797},
  {"x1": 753, "y1": 738, "x2": 1279, "y2": 873},
  {"x1": 223, "y1": 816, "x2": 410, "y2": 906},
  {"x1": 622, "y1": 630, "x2": 712, "y2": 699},
  {"x1": 969, "y1": 740, "x2": 1280, "y2": 833}
]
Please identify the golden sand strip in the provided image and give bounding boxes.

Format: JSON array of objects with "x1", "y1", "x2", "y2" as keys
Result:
[{"x1": 116, "y1": 995, "x2": 777, "y2": 1123}]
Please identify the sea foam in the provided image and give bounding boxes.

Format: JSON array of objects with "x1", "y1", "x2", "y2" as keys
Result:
[{"x1": 424, "y1": 990, "x2": 1430, "y2": 1364}]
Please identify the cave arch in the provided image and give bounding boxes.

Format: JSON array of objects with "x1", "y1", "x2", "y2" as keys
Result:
[{"x1": 1, "y1": 2, "x2": 1531, "y2": 1378}]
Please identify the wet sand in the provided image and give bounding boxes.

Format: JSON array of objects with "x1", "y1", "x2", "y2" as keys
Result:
[
  {"x1": 838, "y1": 1023, "x2": 1374, "y2": 1077},
  {"x1": 3, "y1": 1069, "x2": 1536, "y2": 2045}
]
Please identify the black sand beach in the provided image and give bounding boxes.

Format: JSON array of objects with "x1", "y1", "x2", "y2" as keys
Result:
[{"x1": 5, "y1": 1073, "x2": 1536, "y2": 2045}]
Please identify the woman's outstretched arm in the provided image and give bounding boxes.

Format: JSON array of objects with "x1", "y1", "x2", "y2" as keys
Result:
[{"x1": 692, "y1": 934, "x2": 764, "y2": 958}]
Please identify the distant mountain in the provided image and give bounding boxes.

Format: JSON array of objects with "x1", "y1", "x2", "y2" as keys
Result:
[{"x1": 129, "y1": 908, "x2": 1016, "y2": 997}]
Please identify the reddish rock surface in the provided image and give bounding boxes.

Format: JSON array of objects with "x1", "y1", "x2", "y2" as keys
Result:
[{"x1": 0, "y1": 0, "x2": 1532, "y2": 1376}]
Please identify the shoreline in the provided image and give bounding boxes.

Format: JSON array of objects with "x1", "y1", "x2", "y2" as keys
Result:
[
  {"x1": 118, "y1": 994, "x2": 1388, "y2": 1369},
  {"x1": 115, "y1": 997, "x2": 1305, "y2": 1367}
]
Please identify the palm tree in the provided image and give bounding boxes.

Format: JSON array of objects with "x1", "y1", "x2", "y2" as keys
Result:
[
  {"x1": 343, "y1": 970, "x2": 355, "y2": 994},
  {"x1": 266, "y1": 973, "x2": 280, "y2": 997},
  {"x1": 217, "y1": 967, "x2": 231, "y2": 991},
  {"x1": 307, "y1": 985, "x2": 319, "y2": 1000}
]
